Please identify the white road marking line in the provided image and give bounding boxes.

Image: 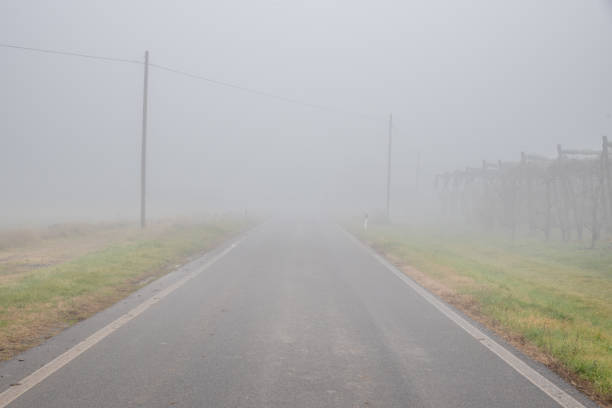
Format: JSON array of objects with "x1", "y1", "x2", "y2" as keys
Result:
[
  {"x1": 343, "y1": 230, "x2": 587, "y2": 408},
  {"x1": 0, "y1": 240, "x2": 241, "y2": 408}
]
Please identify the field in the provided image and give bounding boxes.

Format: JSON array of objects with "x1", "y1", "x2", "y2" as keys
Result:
[
  {"x1": 0, "y1": 218, "x2": 250, "y2": 361},
  {"x1": 353, "y1": 224, "x2": 612, "y2": 406}
]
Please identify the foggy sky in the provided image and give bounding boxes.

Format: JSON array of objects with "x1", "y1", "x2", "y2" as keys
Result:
[{"x1": 2, "y1": 1, "x2": 612, "y2": 224}]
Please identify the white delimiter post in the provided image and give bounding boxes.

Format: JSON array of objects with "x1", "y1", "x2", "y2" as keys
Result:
[{"x1": 140, "y1": 50, "x2": 149, "y2": 229}]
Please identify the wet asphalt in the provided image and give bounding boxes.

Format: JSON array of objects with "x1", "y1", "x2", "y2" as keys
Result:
[{"x1": 0, "y1": 219, "x2": 597, "y2": 407}]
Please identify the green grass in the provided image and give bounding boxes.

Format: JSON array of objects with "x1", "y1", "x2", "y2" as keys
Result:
[
  {"x1": 0, "y1": 219, "x2": 250, "y2": 359},
  {"x1": 354, "y1": 224, "x2": 612, "y2": 404}
]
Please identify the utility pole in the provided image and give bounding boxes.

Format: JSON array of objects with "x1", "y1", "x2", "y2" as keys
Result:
[
  {"x1": 386, "y1": 113, "x2": 392, "y2": 221},
  {"x1": 140, "y1": 50, "x2": 149, "y2": 229},
  {"x1": 415, "y1": 151, "x2": 421, "y2": 195}
]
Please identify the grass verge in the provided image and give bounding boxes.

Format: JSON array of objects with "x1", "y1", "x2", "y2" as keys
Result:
[
  {"x1": 0, "y1": 218, "x2": 251, "y2": 361},
  {"x1": 352, "y1": 224, "x2": 612, "y2": 407}
]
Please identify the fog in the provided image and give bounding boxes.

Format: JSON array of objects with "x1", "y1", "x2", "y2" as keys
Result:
[{"x1": 1, "y1": 1, "x2": 611, "y2": 225}]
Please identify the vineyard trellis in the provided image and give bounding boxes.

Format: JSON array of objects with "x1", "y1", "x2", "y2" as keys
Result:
[{"x1": 435, "y1": 136, "x2": 612, "y2": 247}]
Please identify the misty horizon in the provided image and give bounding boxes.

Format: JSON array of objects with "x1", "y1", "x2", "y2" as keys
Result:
[{"x1": 2, "y1": 1, "x2": 612, "y2": 225}]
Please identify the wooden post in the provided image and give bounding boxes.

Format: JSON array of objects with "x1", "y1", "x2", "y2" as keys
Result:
[
  {"x1": 385, "y1": 114, "x2": 392, "y2": 221},
  {"x1": 591, "y1": 158, "x2": 603, "y2": 248},
  {"x1": 545, "y1": 178, "x2": 552, "y2": 240},
  {"x1": 415, "y1": 152, "x2": 421, "y2": 195},
  {"x1": 140, "y1": 50, "x2": 149, "y2": 229},
  {"x1": 521, "y1": 152, "x2": 535, "y2": 234},
  {"x1": 556, "y1": 145, "x2": 570, "y2": 240},
  {"x1": 603, "y1": 136, "x2": 611, "y2": 231}
]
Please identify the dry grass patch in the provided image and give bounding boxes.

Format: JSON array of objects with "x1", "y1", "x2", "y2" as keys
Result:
[{"x1": 0, "y1": 218, "x2": 251, "y2": 361}]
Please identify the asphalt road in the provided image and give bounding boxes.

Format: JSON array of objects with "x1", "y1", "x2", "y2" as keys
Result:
[{"x1": 0, "y1": 219, "x2": 597, "y2": 407}]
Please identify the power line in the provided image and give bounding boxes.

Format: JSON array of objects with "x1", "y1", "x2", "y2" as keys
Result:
[
  {"x1": 2, "y1": 43, "x2": 391, "y2": 226},
  {"x1": 0, "y1": 43, "x2": 141, "y2": 65},
  {"x1": 0, "y1": 42, "x2": 382, "y2": 121},
  {"x1": 149, "y1": 63, "x2": 381, "y2": 121}
]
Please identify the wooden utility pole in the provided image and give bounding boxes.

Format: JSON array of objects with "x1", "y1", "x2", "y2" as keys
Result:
[
  {"x1": 545, "y1": 179, "x2": 552, "y2": 240},
  {"x1": 415, "y1": 152, "x2": 421, "y2": 195},
  {"x1": 140, "y1": 50, "x2": 149, "y2": 229},
  {"x1": 386, "y1": 114, "x2": 392, "y2": 221}
]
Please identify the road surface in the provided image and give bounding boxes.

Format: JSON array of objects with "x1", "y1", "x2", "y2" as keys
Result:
[{"x1": 0, "y1": 219, "x2": 596, "y2": 407}]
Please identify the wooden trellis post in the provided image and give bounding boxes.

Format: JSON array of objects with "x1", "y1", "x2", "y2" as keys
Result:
[{"x1": 434, "y1": 137, "x2": 612, "y2": 245}]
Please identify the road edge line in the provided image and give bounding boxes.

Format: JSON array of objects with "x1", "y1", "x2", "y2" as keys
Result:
[
  {"x1": 0, "y1": 238, "x2": 242, "y2": 408},
  {"x1": 341, "y1": 228, "x2": 588, "y2": 408}
]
